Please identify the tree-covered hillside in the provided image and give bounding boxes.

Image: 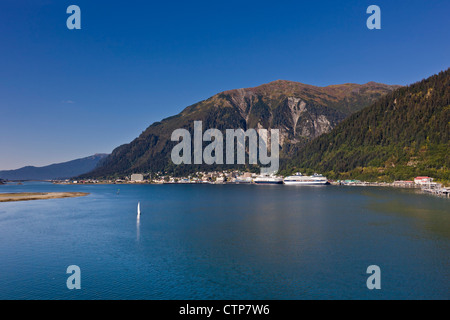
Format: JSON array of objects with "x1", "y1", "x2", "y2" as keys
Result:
[{"x1": 284, "y1": 69, "x2": 450, "y2": 183}]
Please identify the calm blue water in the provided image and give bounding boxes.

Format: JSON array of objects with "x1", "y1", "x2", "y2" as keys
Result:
[{"x1": 0, "y1": 182, "x2": 449, "y2": 300}]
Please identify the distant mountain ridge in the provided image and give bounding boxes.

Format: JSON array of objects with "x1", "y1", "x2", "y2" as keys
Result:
[
  {"x1": 0, "y1": 154, "x2": 109, "y2": 180},
  {"x1": 285, "y1": 68, "x2": 450, "y2": 182},
  {"x1": 83, "y1": 80, "x2": 399, "y2": 178}
]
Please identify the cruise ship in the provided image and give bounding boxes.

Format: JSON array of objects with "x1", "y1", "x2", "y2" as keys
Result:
[
  {"x1": 253, "y1": 175, "x2": 284, "y2": 184},
  {"x1": 283, "y1": 172, "x2": 328, "y2": 185},
  {"x1": 234, "y1": 177, "x2": 253, "y2": 184}
]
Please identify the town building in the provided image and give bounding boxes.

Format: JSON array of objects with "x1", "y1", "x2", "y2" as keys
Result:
[
  {"x1": 131, "y1": 174, "x2": 144, "y2": 182},
  {"x1": 414, "y1": 176, "x2": 433, "y2": 185}
]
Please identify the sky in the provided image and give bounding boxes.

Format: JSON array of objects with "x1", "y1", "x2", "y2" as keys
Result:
[{"x1": 0, "y1": 0, "x2": 449, "y2": 170}]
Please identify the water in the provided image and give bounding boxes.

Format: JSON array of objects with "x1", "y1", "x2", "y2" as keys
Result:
[{"x1": 0, "y1": 182, "x2": 449, "y2": 300}]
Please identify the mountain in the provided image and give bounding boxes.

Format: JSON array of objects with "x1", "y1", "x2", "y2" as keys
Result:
[
  {"x1": 0, "y1": 154, "x2": 109, "y2": 181},
  {"x1": 83, "y1": 80, "x2": 399, "y2": 178},
  {"x1": 284, "y1": 68, "x2": 450, "y2": 183}
]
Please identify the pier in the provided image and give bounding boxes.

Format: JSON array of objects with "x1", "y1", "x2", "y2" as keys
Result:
[
  {"x1": 330, "y1": 178, "x2": 449, "y2": 198},
  {"x1": 420, "y1": 182, "x2": 450, "y2": 198}
]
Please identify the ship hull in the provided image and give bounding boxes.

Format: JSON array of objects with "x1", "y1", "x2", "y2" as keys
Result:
[
  {"x1": 283, "y1": 179, "x2": 328, "y2": 185},
  {"x1": 254, "y1": 180, "x2": 283, "y2": 184}
]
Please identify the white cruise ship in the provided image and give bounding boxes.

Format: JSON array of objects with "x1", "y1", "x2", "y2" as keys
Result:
[
  {"x1": 283, "y1": 172, "x2": 328, "y2": 185},
  {"x1": 254, "y1": 174, "x2": 284, "y2": 184}
]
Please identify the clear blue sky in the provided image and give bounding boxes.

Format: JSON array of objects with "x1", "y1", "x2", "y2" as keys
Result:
[{"x1": 1, "y1": 0, "x2": 449, "y2": 170}]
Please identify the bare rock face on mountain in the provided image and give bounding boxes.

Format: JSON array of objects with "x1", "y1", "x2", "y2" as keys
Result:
[{"x1": 83, "y1": 80, "x2": 400, "y2": 178}]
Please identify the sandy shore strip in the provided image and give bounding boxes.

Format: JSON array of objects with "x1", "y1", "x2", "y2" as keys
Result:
[{"x1": 0, "y1": 192, "x2": 89, "y2": 202}]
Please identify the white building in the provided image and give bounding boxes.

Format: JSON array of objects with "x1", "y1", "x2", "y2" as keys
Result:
[
  {"x1": 414, "y1": 176, "x2": 433, "y2": 185},
  {"x1": 131, "y1": 174, "x2": 144, "y2": 182}
]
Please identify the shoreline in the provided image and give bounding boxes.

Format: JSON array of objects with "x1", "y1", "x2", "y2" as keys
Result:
[
  {"x1": 0, "y1": 192, "x2": 89, "y2": 202},
  {"x1": 2, "y1": 180, "x2": 448, "y2": 199}
]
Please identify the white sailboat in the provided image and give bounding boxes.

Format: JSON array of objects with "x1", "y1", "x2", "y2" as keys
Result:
[
  {"x1": 136, "y1": 202, "x2": 141, "y2": 242},
  {"x1": 137, "y1": 202, "x2": 141, "y2": 218}
]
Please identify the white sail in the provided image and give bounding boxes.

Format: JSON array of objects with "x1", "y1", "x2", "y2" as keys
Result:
[{"x1": 137, "y1": 202, "x2": 141, "y2": 218}]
